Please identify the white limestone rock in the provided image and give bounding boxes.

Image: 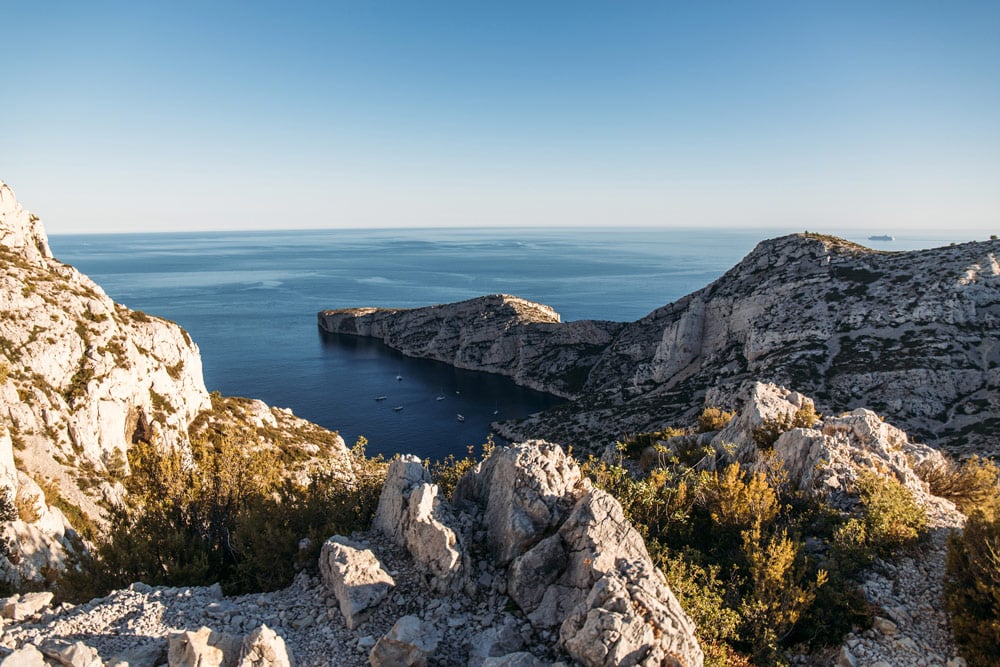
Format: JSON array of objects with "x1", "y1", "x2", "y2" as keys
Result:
[
  {"x1": 2, "y1": 591, "x2": 53, "y2": 621},
  {"x1": 453, "y1": 440, "x2": 584, "y2": 566},
  {"x1": 368, "y1": 615, "x2": 438, "y2": 667},
  {"x1": 373, "y1": 457, "x2": 464, "y2": 592},
  {"x1": 167, "y1": 626, "x2": 242, "y2": 667},
  {"x1": 238, "y1": 625, "x2": 294, "y2": 667},
  {"x1": 319, "y1": 536, "x2": 395, "y2": 629}
]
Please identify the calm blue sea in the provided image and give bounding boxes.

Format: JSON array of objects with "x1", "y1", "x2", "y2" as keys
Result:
[{"x1": 47, "y1": 228, "x2": 971, "y2": 460}]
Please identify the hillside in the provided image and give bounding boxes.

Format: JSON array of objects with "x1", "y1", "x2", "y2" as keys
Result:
[
  {"x1": 321, "y1": 233, "x2": 1000, "y2": 456},
  {"x1": 0, "y1": 180, "x2": 354, "y2": 588}
]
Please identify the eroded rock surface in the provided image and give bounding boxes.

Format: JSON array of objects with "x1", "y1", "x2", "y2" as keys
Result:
[{"x1": 322, "y1": 234, "x2": 1000, "y2": 457}]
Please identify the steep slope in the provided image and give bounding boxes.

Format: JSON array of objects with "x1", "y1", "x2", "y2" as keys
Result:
[
  {"x1": 320, "y1": 295, "x2": 624, "y2": 398},
  {"x1": 0, "y1": 180, "x2": 352, "y2": 587},
  {"x1": 321, "y1": 233, "x2": 1000, "y2": 455}
]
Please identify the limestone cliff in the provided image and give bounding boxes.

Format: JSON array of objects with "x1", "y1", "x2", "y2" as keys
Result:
[
  {"x1": 321, "y1": 234, "x2": 1000, "y2": 456},
  {"x1": 0, "y1": 180, "x2": 352, "y2": 587},
  {"x1": 319, "y1": 295, "x2": 624, "y2": 398}
]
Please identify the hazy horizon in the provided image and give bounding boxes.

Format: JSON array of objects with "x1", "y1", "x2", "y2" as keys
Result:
[{"x1": 3, "y1": 1, "x2": 998, "y2": 235}]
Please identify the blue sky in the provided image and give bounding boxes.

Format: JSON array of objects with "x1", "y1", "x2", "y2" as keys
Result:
[{"x1": 2, "y1": 1, "x2": 998, "y2": 234}]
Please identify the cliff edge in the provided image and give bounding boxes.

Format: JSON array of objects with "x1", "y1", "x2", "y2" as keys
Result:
[{"x1": 320, "y1": 233, "x2": 1000, "y2": 456}]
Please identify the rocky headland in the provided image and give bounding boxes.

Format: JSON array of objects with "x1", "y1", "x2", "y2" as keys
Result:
[{"x1": 320, "y1": 234, "x2": 1000, "y2": 457}]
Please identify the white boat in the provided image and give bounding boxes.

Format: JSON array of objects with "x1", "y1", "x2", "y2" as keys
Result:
[
  {"x1": 374, "y1": 395, "x2": 387, "y2": 401},
  {"x1": 393, "y1": 406, "x2": 403, "y2": 411},
  {"x1": 456, "y1": 414, "x2": 465, "y2": 422},
  {"x1": 396, "y1": 374, "x2": 403, "y2": 381},
  {"x1": 868, "y1": 234, "x2": 895, "y2": 241},
  {"x1": 436, "y1": 395, "x2": 445, "y2": 401}
]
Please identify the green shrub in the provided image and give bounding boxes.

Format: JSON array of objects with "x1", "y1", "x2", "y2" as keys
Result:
[
  {"x1": 617, "y1": 427, "x2": 686, "y2": 459},
  {"x1": 0, "y1": 492, "x2": 17, "y2": 523},
  {"x1": 58, "y1": 433, "x2": 386, "y2": 601},
  {"x1": 919, "y1": 455, "x2": 999, "y2": 515},
  {"x1": 697, "y1": 407, "x2": 736, "y2": 433},
  {"x1": 833, "y1": 471, "x2": 927, "y2": 566},
  {"x1": 945, "y1": 497, "x2": 1000, "y2": 666},
  {"x1": 430, "y1": 437, "x2": 495, "y2": 498},
  {"x1": 751, "y1": 405, "x2": 820, "y2": 450}
]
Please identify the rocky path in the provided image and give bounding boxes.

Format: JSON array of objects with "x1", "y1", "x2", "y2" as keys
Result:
[
  {"x1": 0, "y1": 534, "x2": 558, "y2": 667},
  {"x1": 825, "y1": 498, "x2": 967, "y2": 667}
]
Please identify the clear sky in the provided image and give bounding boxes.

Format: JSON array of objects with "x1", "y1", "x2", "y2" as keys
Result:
[{"x1": 2, "y1": 1, "x2": 998, "y2": 234}]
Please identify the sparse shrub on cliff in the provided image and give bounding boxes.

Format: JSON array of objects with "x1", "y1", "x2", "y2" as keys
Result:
[
  {"x1": 832, "y1": 471, "x2": 927, "y2": 567},
  {"x1": 946, "y1": 496, "x2": 1000, "y2": 667},
  {"x1": 751, "y1": 404, "x2": 820, "y2": 450},
  {"x1": 697, "y1": 406, "x2": 735, "y2": 432},
  {"x1": 617, "y1": 426, "x2": 687, "y2": 459},
  {"x1": 918, "y1": 455, "x2": 1000, "y2": 515},
  {"x1": 58, "y1": 432, "x2": 386, "y2": 601},
  {"x1": 583, "y1": 454, "x2": 834, "y2": 665},
  {"x1": 430, "y1": 435, "x2": 496, "y2": 498},
  {"x1": 0, "y1": 493, "x2": 16, "y2": 523}
]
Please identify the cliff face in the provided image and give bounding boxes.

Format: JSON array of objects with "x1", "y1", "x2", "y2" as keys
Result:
[
  {"x1": 0, "y1": 180, "x2": 351, "y2": 586},
  {"x1": 320, "y1": 295, "x2": 624, "y2": 398},
  {"x1": 321, "y1": 234, "x2": 1000, "y2": 455}
]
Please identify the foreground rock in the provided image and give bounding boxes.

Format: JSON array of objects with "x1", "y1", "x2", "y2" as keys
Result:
[
  {"x1": 322, "y1": 234, "x2": 1000, "y2": 457},
  {"x1": 713, "y1": 383, "x2": 967, "y2": 667},
  {"x1": 319, "y1": 536, "x2": 395, "y2": 629},
  {"x1": 378, "y1": 441, "x2": 705, "y2": 667}
]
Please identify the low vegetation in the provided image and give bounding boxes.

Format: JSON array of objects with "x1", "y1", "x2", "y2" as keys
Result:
[
  {"x1": 751, "y1": 404, "x2": 820, "y2": 449},
  {"x1": 58, "y1": 431, "x2": 387, "y2": 602},
  {"x1": 580, "y1": 421, "x2": 926, "y2": 666},
  {"x1": 943, "y1": 457, "x2": 1000, "y2": 667}
]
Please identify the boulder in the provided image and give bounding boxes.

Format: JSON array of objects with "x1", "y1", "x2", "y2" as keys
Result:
[
  {"x1": 561, "y1": 559, "x2": 702, "y2": 667},
  {"x1": 39, "y1": 640, "x2": 102, "y2": 667},
  {"x1": 774, "y1": 408, "x2": 933, "y2": 506},
  {"x1": 167, "y1": 626, "x2": 241, "y2": 667},
  {"x1": 368, "y1": 615, "x2": 439, "y2": 667},
  {"x1": 454, "y1": 441, "x2": 584, "y2": 565},
  {"x1": 238, "y1": 625, "x2": 293, "y2": 667},
  {"x1": 318, "y1": 536, "x2": 395, "y2": 629},
  {"x1": 466, "y1": 616, "x2": 525, "y2": 667},
  {"x1": 106, "y1": 640, "x2": 168, "y2": 667},
  {"x1": 373, "y1": 457, "x2": 464, "y2": 592},
  {"x1": 2, "y1": 591, "x2": 53, "y2": 621},
  {"x1": 0, "y1": 646, "x2": 46, "y2": 667}
]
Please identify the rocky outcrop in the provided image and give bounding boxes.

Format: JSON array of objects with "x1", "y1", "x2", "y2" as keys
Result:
[
  {"x1": 322, "y1": 234, "x2": 1000, "y2": 456},
  {"x1": 373, "y1": 456, "x2": 465, "y2": 594},
  {"x1": 0, "y1": 180, "x2": 355, "y2": 587},
  {"x1": 375, "y1": 441, "x2": 705, "y2": 667},
  {"x1": 319, "y1": 295, "x2": 623, "y2": 398}
]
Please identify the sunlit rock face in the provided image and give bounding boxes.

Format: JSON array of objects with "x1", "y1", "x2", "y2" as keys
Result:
[{"x1": 325, "y1": 233, "x2": 1000, "y2": 457}]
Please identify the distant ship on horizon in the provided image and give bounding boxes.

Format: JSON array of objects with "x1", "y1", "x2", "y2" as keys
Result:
[{"x1": 868, "y1": 234, "x2": 895, "y2": 241}]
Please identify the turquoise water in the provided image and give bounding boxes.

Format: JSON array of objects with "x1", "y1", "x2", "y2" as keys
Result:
[{"x1": 47, "y1": 228, "x2": 972, "y2": 459}]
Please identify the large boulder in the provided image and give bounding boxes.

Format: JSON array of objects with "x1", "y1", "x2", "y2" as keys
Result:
[
  {"x1": 167, "y1": 626, "x2": 241, "y2": 667},
  {"x1": 373, "y1": 457, "x2": 464, "y2": 592},
  {"x1": 454, "y1": 441, "x2": 584, "y2": 565},
  {"x1": 238, "y1": 625, "x2": 293, "y2": 667},
  {"x1": 774, "y1": 408, "x2": 938, "y2": 506}
]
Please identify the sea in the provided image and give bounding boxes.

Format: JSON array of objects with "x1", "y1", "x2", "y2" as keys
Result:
[{"x1": 47, "y1": 228, "x2": 975, "y2": 460}]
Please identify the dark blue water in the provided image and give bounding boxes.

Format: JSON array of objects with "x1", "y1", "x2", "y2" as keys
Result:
[{"x1": 47, "y1": 228, "x2": 970, "y2": 459}]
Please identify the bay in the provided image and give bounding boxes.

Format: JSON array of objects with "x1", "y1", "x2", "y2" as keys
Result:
[{"x1": 47, "y1": 227, "x2": 969, "y2": 459}]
